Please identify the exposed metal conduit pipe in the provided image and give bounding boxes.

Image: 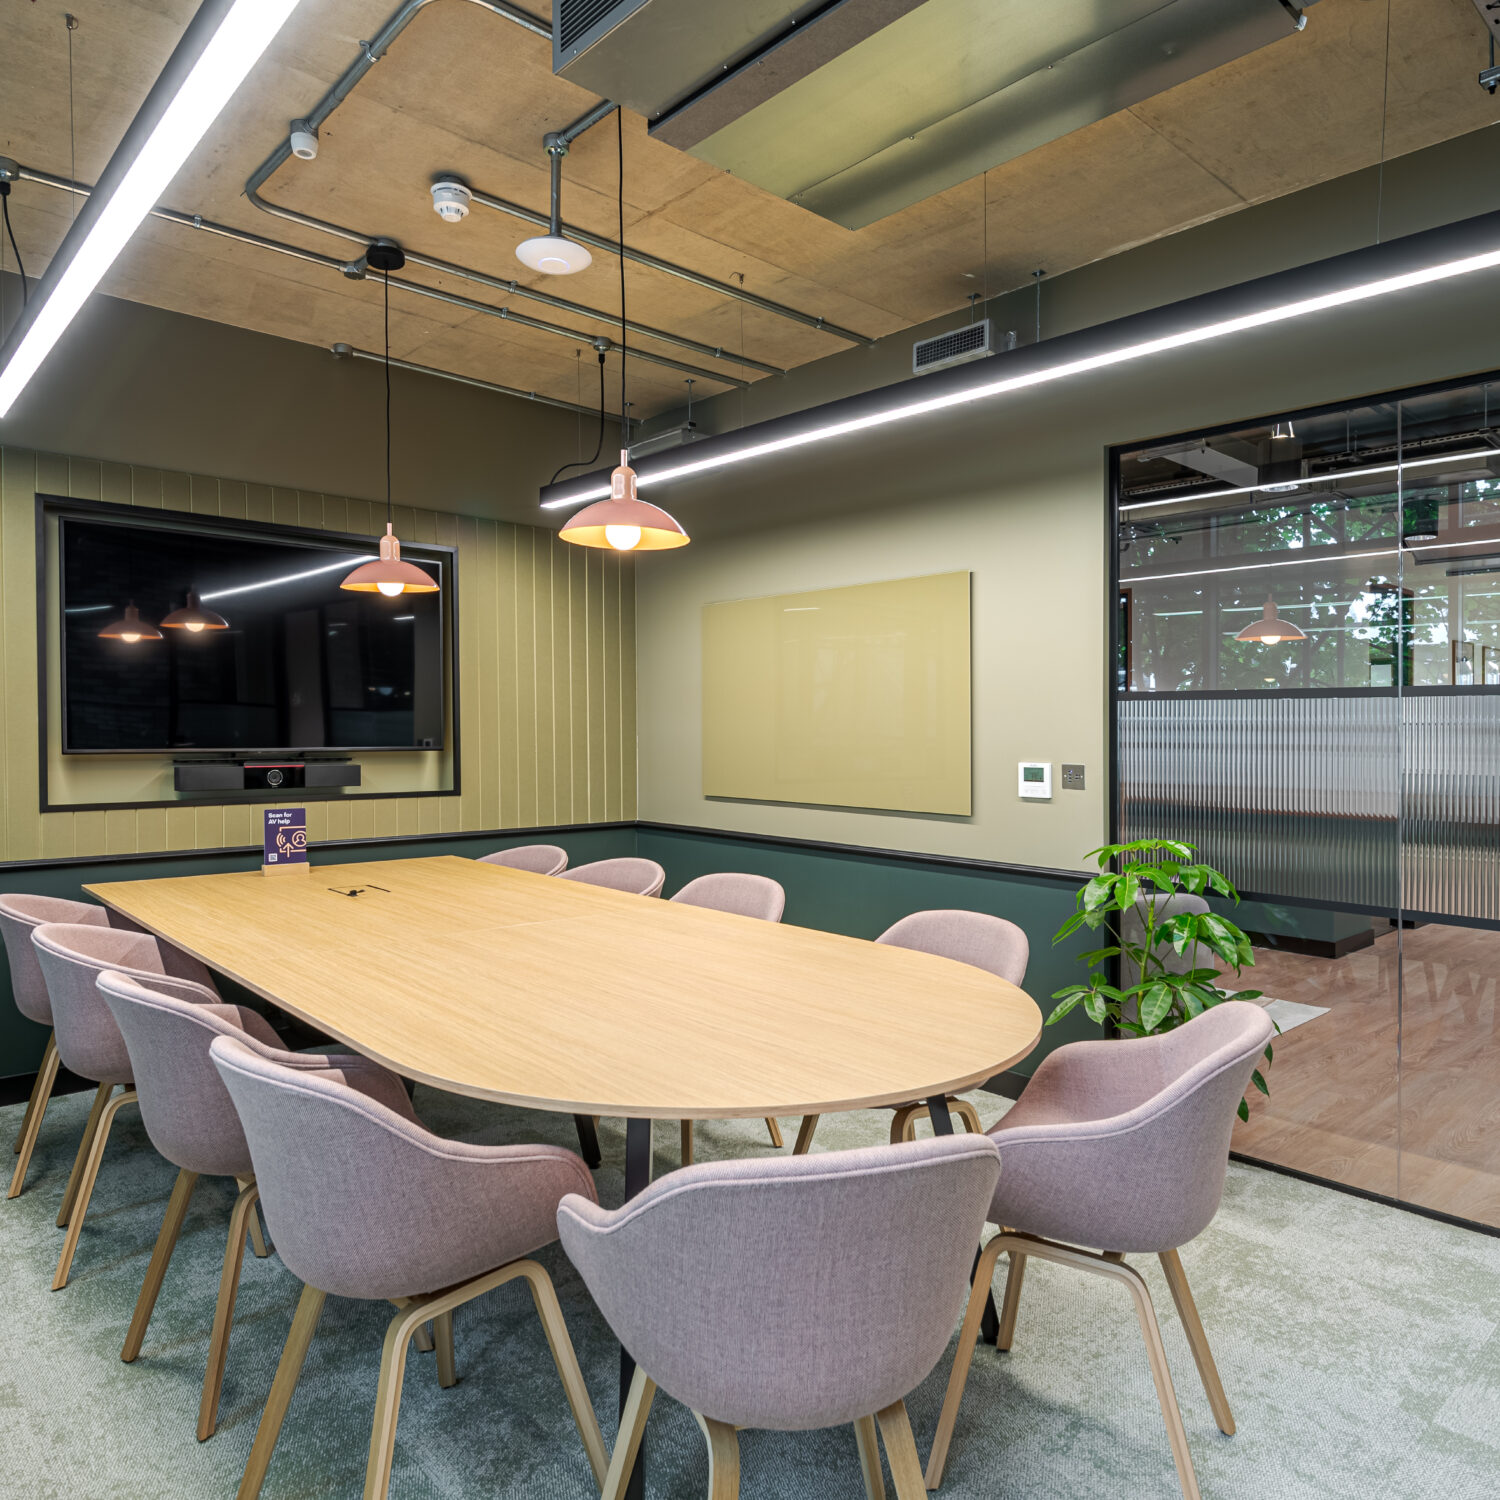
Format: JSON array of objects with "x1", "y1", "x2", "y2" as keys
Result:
[
  {"x1": 15, "y1": 165, "x2": 748, "y2": 390},
  {"x1": 331, "y1": 341, "x2": 618, "y2": 422},
  {"x1": 242, "y1": 0, "x2": 868, "y2": 355}
]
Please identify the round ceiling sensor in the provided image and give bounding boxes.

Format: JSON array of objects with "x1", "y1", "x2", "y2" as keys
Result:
[
  {"x1": 430, "y1": 180, "x2": 471, "y2": 223},
  {"x1": 515, "y1": 234, "x2": 593, "y2": 275}
]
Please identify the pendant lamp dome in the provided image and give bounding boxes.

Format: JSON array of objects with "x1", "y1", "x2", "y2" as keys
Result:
[
  {"x1": 1235, "y1": 598, "x2": 1307, "y2": 645},
  {"x1": 342, "y1": 242, "x2": 440, "y2": 597},
  {"x1": 160, "y1": 591, "x2": 228, "y2": 632},
  {"x1": 559, "y1": 109, "x2": 687, "y2": 554},
  {"x1": 98, "y1": 603, "x2": 162, "y2": 643}
]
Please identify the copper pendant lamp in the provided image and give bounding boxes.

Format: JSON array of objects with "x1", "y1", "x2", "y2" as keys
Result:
[
  {"x1": 1235, "y1": 598, "x2": 1307, "y2": 645},
  {"x1": 559, "y1": 109, "x2": 688, "y2": 554},
  {"x1": 160, "y1": 590, "x2": 229, "y2": 633},
  {"x1": 342, "y1": 243, "x2": 439, "y2": 597},
  {"x1": 98, "y1": 603, "x2": 163, "y2": 643}
]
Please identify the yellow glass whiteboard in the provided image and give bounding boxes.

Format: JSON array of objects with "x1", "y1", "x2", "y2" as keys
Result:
[{"x1": 703, "y1": 572, "x2": 971, "y2": 815}]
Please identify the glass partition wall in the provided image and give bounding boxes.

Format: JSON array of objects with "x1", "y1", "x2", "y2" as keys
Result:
[{"x1": 1114, "y1": 372, "x2": 1500, "y2": 1230}]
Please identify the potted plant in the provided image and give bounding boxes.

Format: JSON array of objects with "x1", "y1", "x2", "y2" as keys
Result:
[{"x1": 1048, "y1": 838, "x2": 1273, "y2": 1119}]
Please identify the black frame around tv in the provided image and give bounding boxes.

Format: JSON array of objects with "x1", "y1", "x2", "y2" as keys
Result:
[{"x1": 44, "y1": 499, "x2": 455, "y2": 759}]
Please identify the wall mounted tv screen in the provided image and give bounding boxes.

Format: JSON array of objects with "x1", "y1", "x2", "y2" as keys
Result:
[{"x1": 58, "y1": 514, "x2": 446, "y2": 755}]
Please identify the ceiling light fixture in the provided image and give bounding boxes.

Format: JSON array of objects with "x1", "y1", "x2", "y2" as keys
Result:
[
  {"x1": 0, "y1": 0, "x2": 302, "y2": 418},
  {"x1": 541, "y1": 240, "x2": 1500, "y2": 512},
  {"x1": 515, "y1": 133, "x2": 593, "y2": 276},
  {"x1": 341, "y1": 243, "x2": 439, "y2": 598},
  {"x1": 559, "y1": 111, "x2": 688, "y2": 553},
  {"x1": 160, "y1": 590, "x2": 229, "y2": 632},
  {"x1": 98, "y1": 603, "x2": 162, "y2": 644},
  {"x1": 1235, "y1": 598, "x2": 1308, "y2": 645}
]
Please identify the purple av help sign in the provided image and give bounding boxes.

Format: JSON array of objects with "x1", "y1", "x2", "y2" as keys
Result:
[{"x1": 262, "y1": 808, "x2": 309, "y2": 875}]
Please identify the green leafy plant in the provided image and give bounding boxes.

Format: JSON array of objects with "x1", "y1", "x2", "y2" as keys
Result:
[{"x1": 1048, "y1": 839, "x2": 1273, "y2": 1120}]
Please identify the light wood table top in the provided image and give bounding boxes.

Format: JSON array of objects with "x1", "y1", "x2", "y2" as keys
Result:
[{"x1": 86, "y1": 856, "x2": 1041, "y2": 1119}]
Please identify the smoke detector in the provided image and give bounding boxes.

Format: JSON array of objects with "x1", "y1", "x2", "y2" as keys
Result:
[
  {"x1": 430, "y1": 179, "x2": 472, "y2": 223},
  {"x1": 289, "y1": 120, "x2": 318, "y2": 160}
]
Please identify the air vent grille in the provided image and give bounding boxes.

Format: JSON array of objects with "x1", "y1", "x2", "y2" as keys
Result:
[
  {"x1": 913, "y1": 319, "x2": 992, "y2": 375},
  {"x1": 558, "y1": 0, "x2": 620, "y2": 51}
]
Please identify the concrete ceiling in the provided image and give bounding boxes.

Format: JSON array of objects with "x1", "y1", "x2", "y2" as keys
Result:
[{"x1": 1, "y1": 0, "x2": 1498, "y2": 426}]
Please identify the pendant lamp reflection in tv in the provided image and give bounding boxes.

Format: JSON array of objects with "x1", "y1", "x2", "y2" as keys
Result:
[
  {"x1": 98, "y1": 603, "x2": 163, "y2": 643},
  {"x1": 1235, "y1": 598, "x2": 1307, "y2": 645},
  {"x1": 342, "y1": 241, "x2": 440, "y2": 598},
  {"x1": 160, "y1": 590, "x2": 228, "y2": 632},
  {"x1": 559, "y1": 450, "x2": 689, "y2": 551},
  {"x1": 559, "y1": 109, "x2": 687, "y2": 554}
]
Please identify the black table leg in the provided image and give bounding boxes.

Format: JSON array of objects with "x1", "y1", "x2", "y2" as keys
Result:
[
  {"x1": 933, "y1": 1097, "x2": 1002, "y2": 1342},
  {"x1": 573, "y1": 1113, "x2": 602, "y2": 1169},
  {"x1": 619, "y1": 1118, "x2": 652, "y2": 1500}
]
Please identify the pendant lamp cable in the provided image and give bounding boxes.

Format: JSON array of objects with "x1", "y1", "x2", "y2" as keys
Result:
[
  {"x1": 548, "y1": 349, "x2": 607, "y2": 485},
  {"x1": 383, "y1": 268, "x2": 392, "y2": 528},
  {"x1": 66, "y1": 14, "x2": 78, "y2": 223},
  {"x1": 617, "y1": 105, "x2": 627, "y2": 450},
  {"x1": 0, "y1": 187, "x2": 24, "y2": 311}
]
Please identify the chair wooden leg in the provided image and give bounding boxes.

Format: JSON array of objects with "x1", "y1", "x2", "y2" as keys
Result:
[
  {"x1": 602, "y1": 1367, "x2": 656, "y2": 1500},
  {"x1": 390, "y1": 1299, "x2": 434, "y2": 1353},
  {"x1": 924, "y1": 1234, "x2": 1005, "y2": 1489},
  {"x1": 853, "y1": 1414, "x2": 887, "y2": 1500},
  {"x1": 236, "y1": 1176, "x2": 270, "y2": 1258},
  {"x1": 56, "y1": 1081, "x2": 112, "y2": 1228},
  {"x1": 518, "y1": 1260, "x2": 611, "y2": 1489},
  {"x1": 1159, "y1": 1249, "x2": 1235, "y2": 1436},
  {"x1": 764, "y1": 1116, "x2": 784, "y2": 1148},
  {"x1": 890, "y1": 1105, "x2": 922, "y2": 1144},
  {"x1": 236, "y1": 1283, "x2": 326, "y2": 1500},
  {"x1": 874, "y1": 1400, "x2": 926, "y2": 1500},
  {"x1": 364, "y1": 1299, "x2": 427, "y2": 1500},
  {"x1": 8, "y1": 1033, "x2": 59, "y2": 1199},
  {"x1": 1117, "y1": 1257, "x2": 1202, "y2": 1500},
  {"x1": 792, "y1": 1114, "x2": 819, "y2": 1155},
  {"x1": 681, "y1": 1119, "x2": 694, "y2": 1166},
  {"x1": 997, "y1": 1248, "x2": 1026, "y2": 1352},
  {"x1": 52, "y1": 1088, "x2": 137, "y2": 1290},
  {"x1": 121, "y1": 1167, "x2": 198, "y2": 1362},
  {"x1": 953, "y1": 1099, "x2": 984, "y2": 1135},
  {"x1": 694, "y1": 1412, "x2": 741, "y2": 1499},
  {"x1": 198, "y1": 1179, "x2": 260, "y2": 1441},
  {"x1": 433, "y1": 1310, "x2": 457, "y2": 1390}
]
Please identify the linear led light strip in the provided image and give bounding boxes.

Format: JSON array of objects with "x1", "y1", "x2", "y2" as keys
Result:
[
  {"x1": 0, "y1": 1, "x2": 301, "y2": 419},
  {"x1": 541, "y1": 247, "x2": 1500, "y2": 511},
  {"x1": 1137, "y1": 529, "x2": 1500, "y2": 583},
  {"x1": 1120, "y1": 448, "x2": 1499, "y2": 514},
  {"x1": 200, "y1": 555, "x2": 370, "y2": 602}
]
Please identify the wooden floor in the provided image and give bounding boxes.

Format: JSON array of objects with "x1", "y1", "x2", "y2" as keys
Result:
[{"x1": 1232, "y1": 922, "x2": 1500, "y2": 1229}]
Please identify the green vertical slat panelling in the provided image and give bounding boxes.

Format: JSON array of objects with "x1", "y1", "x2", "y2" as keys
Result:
[
  {"x1": 397, "y1": 795, "x2": 420, "y2": 838},
  {"x1": 374, "y1": 798, "x2": 401, "y2": 838},
  {"x1": 604, "y1": 554, "x2": 621, "y2": 819},
  {"x1": 190, "y1": 474, "x2": 219, "y2": 516},
  {"x1": 165, "y1": 805, "x2": 197, "y2": 850},
  {"x1": 194, "y1": 807, "x2": 225, "y2": 850},
  {"x1": 271, "y1": 488, "x2": 299, "y2": 528},
  {"x1": 587, "y1": 550, "x2": 607, "y2": 821},
  {"x1": 246, "y1": 484, "x2": 273, "y2": 524},
  {"x1": 552, "y1": 537, "x2": 574, "y2": 825},
  {"x1": 73, "y1": 810, "x2": 107, "y2": 858},
  {"x1": 348, "y1": 798, "x2": 376, "y2": 841},
  {"x1": 40, "y1": 813, "x2": 74, "y2": 861},
  {"x1": 497, "y1": 524, "x2": 520, "y2": 829},
  {"x1": 298, "y1": 492, "x2": 324, "y2": 531},
  {"x1": 69, "y1": 458, "x2": 102, "y2": 502},
  {"x1": 136, "y1": 808, "x2": 167, "y2": 854},
  {"x1": 322, "y1": 493, "x2": 348, "y2": 535},
  {"x1": 304, "y1": 802, "x2": 329, "y2": 846},
  {"x1": 570, "y1": 542, "x2": 590, "y2": 820},
  {"x1": 515, "y1": 527, "x2": 538, "y2": 827},
  {"x1": 105, "y1": 808, "x2": 137, "y2": 856},
  {"x1": 101, "y1": 462, "x2": 132, "y2": 506},
  {"x1": 0, "y1": 450, "x2": 29, "y2": 864},
  {"x1": 219, "y1": 479, "x2": 247, "y2": 520},
  {"x1": 533, "y1": 532, "x2": 556, "y2": 826},
  {"x1": 161, "y1": 470, "x2": 191, "y2": 512},
  {"x1": 222, "y1": 804, "x2": 252, "y2": 849},
  {"x1": 454, "y1": 515, "x2": 482, "y2": 835},
  {"x1": 131, "y1": 467, "x2": 164, "y2": 509},
  {"x1": 4, "y1": 450, "x2": 41, "y2": 862},
  {"x1": 324, "y1": 798, "x2": 353, "y2": 843},
  {"x1": 475, "y1": 519, "x2": 501, "y2": 830},
  {"x1": 620, "y1": 556, "x2": 638, "y2": 819}
]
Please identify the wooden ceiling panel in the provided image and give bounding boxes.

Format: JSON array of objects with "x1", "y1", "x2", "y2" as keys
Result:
[{"x1": 2, "y1": 0, "x2": 1498, "y2": 426}]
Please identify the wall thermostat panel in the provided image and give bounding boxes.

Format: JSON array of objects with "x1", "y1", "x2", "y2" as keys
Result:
[{"x1": 1018, "y1": 762, "x2": 1052, "y2": 800}]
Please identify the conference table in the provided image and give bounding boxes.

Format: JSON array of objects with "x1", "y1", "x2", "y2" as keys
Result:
[{"x1": 87, "y1": 854, "x2": 1042, "y2": 1495}]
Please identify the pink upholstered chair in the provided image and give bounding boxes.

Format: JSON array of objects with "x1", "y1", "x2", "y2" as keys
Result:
[
  {"x1": 670, "y1": 873, "x2": 789, "y2": 1159},
  {"x1": 793, "y1": 909, "x2": 1029, "y2": 1155},
  {"x1": 925, "y1": 1001, "x2": 1275, "y2": 1500},
  {"x1": 100, "y1": 969, "x2": 347, "y2": 1439},
  {"x1": 0, "y1": 893, "x2": 137, "y2": 1200},
  {"x1": 209, "y1": 1031, "x2": 609, "y2": 1500},
  {"x1": 559, "y1": 1134, "x2": 1001, "y2": 1499},
  {"x1": 559, "y1": 857, "x2": 665, "y2": 897},
  {"x1": 31, "y1": 921, "x2": 221, "y2": 1289},
  {"x1": 477, "y1": 843, "x2": 569, "y2": 876}
]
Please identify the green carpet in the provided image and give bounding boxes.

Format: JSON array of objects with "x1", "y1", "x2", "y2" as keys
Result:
[{"x1": 1, "y1": 1085, "x2": 1497, "y2": 1498}]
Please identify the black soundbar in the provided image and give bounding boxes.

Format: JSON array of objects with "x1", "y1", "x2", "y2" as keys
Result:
[{"x1": 172, "y1": 760, "x2": 361, "y2": 794}]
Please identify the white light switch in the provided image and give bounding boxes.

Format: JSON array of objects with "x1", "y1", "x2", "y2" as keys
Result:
[{"x1": 1018, "y1": 762, "x2": 1052, "y2": 800}]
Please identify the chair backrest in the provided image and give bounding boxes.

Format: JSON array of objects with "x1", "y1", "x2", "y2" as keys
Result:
[
  {"x1": 557, "y1": 1134, "x2": 1000, "y2": 1432},
  {"x1": 98, "y1": 970, "x2": 280, "y2": 1178},
  {"x1": 32, "y1": 922, "x2": 218, "y2": 1085},
  {"x1": 991, "y1": 1001, "x2": 1274, "y2": 1253},
  {"x1": 1121, "y1": 892, "x2": 1211, "y2": 983},
  {"x1": 477, "y1": 844, "x2": 569, "y2": 876},
  {"x1": 210, "y1": 1032, "x2": 594, "y2": 1300},
  {"x1": 558, "y1": 858, "x2": 665, "y2": 898},
  {"x1": 0, "y1": 894, "x2": 111, "y2": 1027},
  {"x1": 877, "y1": 909, "x2": 1028, "y2": 987},
  {"x1": 670, "y1": 873, "x2": 785, "y2": 923}
]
